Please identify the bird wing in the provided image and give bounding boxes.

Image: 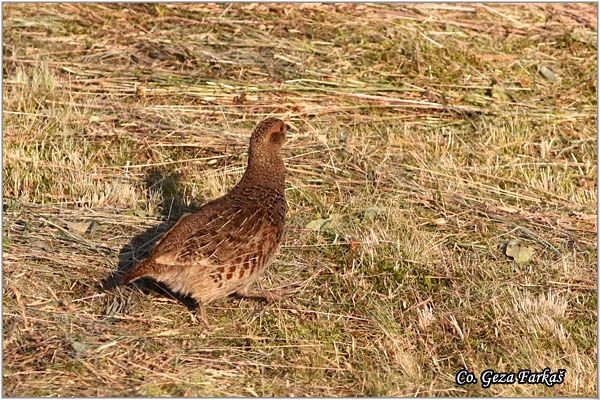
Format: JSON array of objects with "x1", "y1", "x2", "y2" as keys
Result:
[{"x1": 149, "y1": 198, "x2": 270, "y2": 268}]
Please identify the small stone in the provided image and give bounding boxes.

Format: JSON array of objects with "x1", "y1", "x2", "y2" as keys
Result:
[{"x1": 539, "y1": 66, "x2": 558, "y2": 83}]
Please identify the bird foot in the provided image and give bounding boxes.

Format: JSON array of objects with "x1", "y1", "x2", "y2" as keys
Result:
[
  {"x1": 191, "y1": 305, "x2": 211, "y2": 328},
  {"x1": 237, "y1": 287, "x2": 296, "y2": 303}
]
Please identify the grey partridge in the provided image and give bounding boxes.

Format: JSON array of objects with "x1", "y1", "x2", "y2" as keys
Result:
[{"x1": 122, "y1": 117, "x2": 289, "y2": 321}]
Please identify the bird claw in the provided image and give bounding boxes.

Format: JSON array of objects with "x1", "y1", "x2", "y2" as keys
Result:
[{"x1": 194, "y1": 305, "x2": 211, "y2": 328}]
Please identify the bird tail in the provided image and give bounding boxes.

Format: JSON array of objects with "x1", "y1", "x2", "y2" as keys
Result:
[{"x1": 121, "y1": 259, "x2": 151, "y2": 284}]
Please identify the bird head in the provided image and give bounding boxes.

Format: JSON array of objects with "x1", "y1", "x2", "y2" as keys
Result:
[
  {"x1": 242, "y1": 117, "x2": 289, "y2": 190},
  {"x1": 249, "y1": 117, "x2": 288, "y2": 153}
]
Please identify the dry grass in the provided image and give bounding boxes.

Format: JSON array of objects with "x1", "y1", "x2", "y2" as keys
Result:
[{"x1": 2, "y1": 3, "x2": 597, "y2": 397}]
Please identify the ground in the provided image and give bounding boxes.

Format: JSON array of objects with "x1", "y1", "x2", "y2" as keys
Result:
[{"x1": 2, "y1": 3, "x2": 597, "y2": 397}]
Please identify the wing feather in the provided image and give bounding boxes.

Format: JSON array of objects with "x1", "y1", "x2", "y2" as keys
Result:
[{"x1": 147, "y1": 196, "x2": 278, "y2": 270}]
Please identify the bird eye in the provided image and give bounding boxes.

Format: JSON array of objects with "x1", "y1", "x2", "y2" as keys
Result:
[{"x1": 270, "y1": 129, "x2": 284, "y2": 144}]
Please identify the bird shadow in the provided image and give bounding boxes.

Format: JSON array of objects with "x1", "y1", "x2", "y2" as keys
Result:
[{"x1": 100, "y1": 168, "x2": 202, "y2": 310}]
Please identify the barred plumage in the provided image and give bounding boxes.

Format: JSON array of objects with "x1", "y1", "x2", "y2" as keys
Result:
[{"x1": 122, "y1": 118, "x2": 289, "y2": 318}]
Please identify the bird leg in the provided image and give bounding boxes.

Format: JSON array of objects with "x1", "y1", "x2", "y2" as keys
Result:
[
  {"x1": 190, "y1": 304, "x2": 211, "y2": 327},
  {"x1": 200, "y1": 305, "x2": 210, "y2": 325},
  {"x1": 237, "y1": 286, "x2": 295, "y2": 303}
]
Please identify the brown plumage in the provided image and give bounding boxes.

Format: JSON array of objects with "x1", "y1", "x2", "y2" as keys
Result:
[{"x1": 122, "y1": 118, "x2": 289, "y2": 319}]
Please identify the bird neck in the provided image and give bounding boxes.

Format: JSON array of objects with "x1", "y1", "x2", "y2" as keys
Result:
[{"x1": 237, "y1": 151, "x2": 286, "y2": 193}]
